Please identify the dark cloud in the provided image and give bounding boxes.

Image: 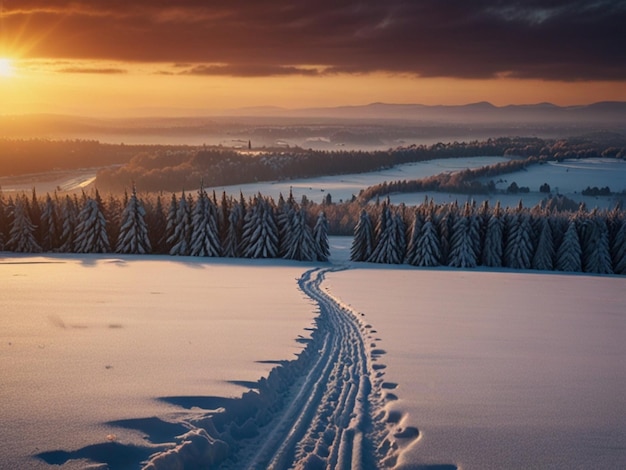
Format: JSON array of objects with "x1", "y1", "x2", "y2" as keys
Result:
[
  {"x1": 3, "y1": 1, "x2": 625, "y2": 80},
  {"x1": 181, "y1": 64, "x2": 320, "y2": 77},
  {"x1": 57, "y1": 67, "x2": 127, "y2": 74}
]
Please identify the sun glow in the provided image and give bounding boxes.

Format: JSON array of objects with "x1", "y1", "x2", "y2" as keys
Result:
[{"x1": 0, "y1": 57, "x2": 15, "y2": 77}]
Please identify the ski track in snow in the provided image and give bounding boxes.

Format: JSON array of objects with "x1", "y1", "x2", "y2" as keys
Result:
[{"x1": 36, "y1": 267, "x2": 425, "y2": 469}]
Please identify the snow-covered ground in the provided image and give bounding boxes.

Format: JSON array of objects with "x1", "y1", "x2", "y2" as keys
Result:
[
  {"x1": 326, "y1": 265, "x2": 626, "y2": 470},
  {"x1": 2, "y1": 241, "x2": 625, "y2": 469},
  {"x1": 388, "y1": 158, "x2": 626, "y2": 209},
  {"x1": 3, "y1": 156, "x2": 624, "y2": 211},
  {"x1": 0, "y1": 156, "x2": 508, "y2": 203},
  {"x1": 0, "y1": 255, "x2": 316, "y2": 470},
  {"x1": 209, "y1": 156, "x2": 510, "y2": 204}
]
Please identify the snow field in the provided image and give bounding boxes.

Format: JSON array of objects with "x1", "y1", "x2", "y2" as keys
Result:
[
  {"x1": 141, "y1": 267, "x2": 414, "y2": 469},
  {"x1": 326, "y1": 267, "x2": 626, "y2": 469},
  {"x1": 0, "y1": 256, "x2": 316, "y2": 469}
]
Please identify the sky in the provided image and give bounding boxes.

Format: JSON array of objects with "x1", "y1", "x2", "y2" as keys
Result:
[{"x1": 1, "y1": 0, "x2": 625, "y2": 116}]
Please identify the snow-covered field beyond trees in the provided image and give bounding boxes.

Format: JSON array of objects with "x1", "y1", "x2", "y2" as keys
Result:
[{"x1": 1, "y1": 239, "x2": 625, "y2": 469}]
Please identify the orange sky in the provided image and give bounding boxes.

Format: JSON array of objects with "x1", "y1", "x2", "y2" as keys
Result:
[{"x1": 1, "y1": 2, "x2": 625, "y2": 117}]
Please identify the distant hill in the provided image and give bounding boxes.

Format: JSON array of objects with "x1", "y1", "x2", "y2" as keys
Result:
[
  {"x1": 223, "y1": 101, "x2": 626, "y2": 124},
  {"x1": 1, "y1": 102, "x2": 625, "y2": 145}
]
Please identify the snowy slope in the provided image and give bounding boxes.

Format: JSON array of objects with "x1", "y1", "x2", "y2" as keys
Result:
[
  {"x1": 2, "y1": 244, "x2": 625, "y2": 469},
  {"x1": 326, "y1": 265, "x2": 626, "y2": 470},
  {"x1": 0, "y1": 255, "x2": 316, "y2": 470}
]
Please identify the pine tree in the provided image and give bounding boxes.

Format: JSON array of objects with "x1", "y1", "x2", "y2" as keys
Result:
[
  {"x1": 164, "y1": 193, "x2": 178, "y2": 253},
  {"x1": 59, "y1": 195, "x2": 79, "y2": 252},
  {"x1": 612, "y1": 219, "x2": 626, "y2": 274},
  {"x1": 40, "y1": 193, "x2": 61, "y2": 252},
  {"x1": 222, "y1": 201, "x2": 244, "y2": 258},
  {"x1": 350, "y1": 210, "x2": 375, "y2": 262},
  {"x1": 146, "y1": 195, "x2": 167, "y2": 254},
  {"x1": 189, "y1": 187, "x2": 221, "y2": 257},
  {"x1": 532, "y1": 216, "x2": 555, "y2": 271},
  {"x1": 27, "y1": 188, "x2": 43, "y2": 247},
  {"x1": 116, "y1": 186, "x2": 151, "y2": 254},
  {"x1": 0, "y1": 193, "x2": 7, "y2": 250},
  {"x1": 284, "y1": 207, "x2": 316, "y2": 261},
  {"x1": 368, "y1": 208, "x2": 404, "y2": 264},
  {"x1": 168, "y1": 191, "x2": 192, "y2": 256},
  {"x1": 74, "y1": 192, "x2": 110, "y2": 253},
  {"x1": 582, "y1": 215, "x2": 613, "y2": 274},
  {"x1": 409, "y1": 214, "x2": 441, "y2": 267},
  {"x1": 405, "y1": 209, "x2": 424, "y2": 265},
  {"x1": 482, "y1": 202, "x2": 504, "y2": 267},
  {"x1": 8, "y1": 196, "x2": 41, "y2": 253},
  {"x1": 277, "y1": 193, "x2": 298, "y2": 257},
  {"x1": 504, "y1": 210, "x2": 533, "y2": 269},
  {"x1": 105, "y1": 193, "x2": 123, "y2": 251},
  {"x1": 555, "y1": 220, "x2": 582, "y2": 272},
  {"x1": 313, "y1": 211, "x2": 330, "y2": 262},
  {"x1": 437, "y1": 204, "x2": 456, "y2": 265},
  {"x1": 242, "y1": 196, "x2": 279, "y2": 258},
  {"x1": 448, "y1": 210, "x2": 477, "y2": 268}
]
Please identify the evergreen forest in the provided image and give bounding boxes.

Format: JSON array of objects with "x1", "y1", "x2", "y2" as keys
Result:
[{"x1": 1, "y1": 187, "x2": 625, "y2": 275}]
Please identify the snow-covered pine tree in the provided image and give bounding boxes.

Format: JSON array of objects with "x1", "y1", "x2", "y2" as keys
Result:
[
  {"x1": 313, "y1": 211, "x2": 330, "y2": 262},
  {"x1": 116, "y1": 186, "x2": 151, "y2": 254},
  {"x1": 404, "y1": 209, "x2": 424, "y2": 265},
  {"x1": 189, "y1": 187, "x2": 221, "y2": 257},
  {"x1": 146, "y1": 195, "x2": 167, "y2": 254},
  {"x1": 437, "y1": 204, "x2": 456, "y2": 265},
  {"x1": 394, "y1": 212, "x2": 407, "y2": 263},
  {"x1": 612, "y1": 217, "x2": 626, "y2": 274},
  {"x1": 40, "y1": 193, "x2": 61, "y2": 252},
  {"x1": 606, "y1": 206, "x2": 623, "y2": 268},
  {"x1": 73, "y1": 191, "x2": 110, "y2": 253},
  {"x1": 481, "y1": 201, "x2": 504, "y2": 267},
  {"x1": 7, "y1": 196, "x2": 41, "y2": 253},
  {"x1": 531, "y1": 215, "x2": 555, "y2": 271},
  {"x1": 555, "y1": 219, "x2": 582, "y2": 272},
  {"x1": 504, "y1": 209, "x2": 533, "y2": 269},
  {"x1": 576, "y1": 210, "x2": 595, "y2": 271},
  {"x1": 242, "y1": 196, "x2": 279, "y2": 258},
  {"x1": 368, "y1": 208, "x2": 404, "y2": 264},
  {"x1": 284, "y1": 207, "x2": 316, "y2": 261},
  {"x1": 222, "y1": 201, "x2": 243, "y2": 257},
  {"x1": 27, "y1": 188, "x2": 43, "y2": 247},
  {"x1": 218, "y1": 191, "x2": 230, "y2": 247},
  {"x1": 168, "y1": 191, "x2": 192, "y2": 256},
  {"x1": 164, "y1": 193, "x2": 178, "y2": 253},
  {"x1": 410, "y1": 214, "x2": 441, "y2": 267},
  {"x1": 104, "y1": 193, "x2": 123, "y2": 251},
  {"x1": 581, "y1": 215, "x2": 613, "y2": 274},
  {"x1": 277, "y1": 192, "x2": 298, "y2": 257},
  {"x1": 0, "y1": 193, "x2": 7, "y2": 250},
  {"x1": 350, "y1": 209, "x2": 375, "y2": 262},
  {"x1": 59, "y1": 195, "x2": 79, "y2": 252},
  {"x1": 447, "y1": 207, "x2": 477, "y2": 268}
]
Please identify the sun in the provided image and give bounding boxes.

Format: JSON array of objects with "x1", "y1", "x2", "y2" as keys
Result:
[{"x1": 0, "y1": 57, "x2": 15, "y2": 77}]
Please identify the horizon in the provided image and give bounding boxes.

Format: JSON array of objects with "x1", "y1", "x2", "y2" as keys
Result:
[{"x1": 1, "y1": 2, "x2": 625, "y2": 118}]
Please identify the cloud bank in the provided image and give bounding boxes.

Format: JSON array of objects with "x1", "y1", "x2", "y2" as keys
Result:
[{"x1": 3, "y1": 1, "x2": 625, "y2": 80}]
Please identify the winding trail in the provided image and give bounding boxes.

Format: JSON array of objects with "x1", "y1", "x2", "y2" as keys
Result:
[
  {"x1": 39, "y1": 266, "x2": 413, "y2": 469},
  {"x1": 242, "y1": 266, "x2": 380, "y2": 469}
]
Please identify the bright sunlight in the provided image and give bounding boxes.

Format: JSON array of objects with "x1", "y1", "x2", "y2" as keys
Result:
[{"x1": 0, "y1": 57, "x2": 15, "y2": 77}]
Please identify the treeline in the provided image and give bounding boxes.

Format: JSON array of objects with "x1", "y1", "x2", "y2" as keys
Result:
[
  {"x1": 0, "y1": 189, "x2": 329, "y2": 262},
  {"x1": 357, "y1": 139, "x2": 626, "y2": 202},
  {"x1": 0, "y1": 139, "x2": 147, "y2": 176},
  {"x1": 350, "y1": 199, "x2": 626, "y2": 275},
  {"x1": 95, "y1": 137, "x2": 602, "y2": 193}
]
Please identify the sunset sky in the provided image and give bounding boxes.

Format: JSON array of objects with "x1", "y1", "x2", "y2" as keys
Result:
[{"x1": 1, "y1": 0, "x2": 625, "y2": 117}]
